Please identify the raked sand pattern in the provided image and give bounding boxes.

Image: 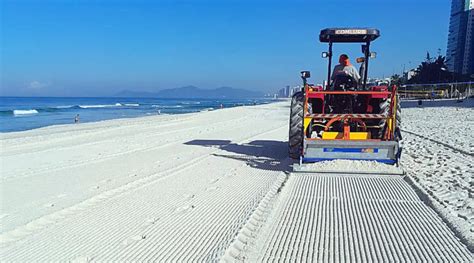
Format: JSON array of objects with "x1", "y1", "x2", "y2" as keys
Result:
[
  {"x1": 1, "y1": 101, "x2": 473, "y2": 261},
  {"x1": 227, "y1": 173, "x2": 472, "y2": 262}
]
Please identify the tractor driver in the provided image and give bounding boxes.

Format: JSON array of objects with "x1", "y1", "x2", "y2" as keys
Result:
[{"x1": 331, "y1": 54, "x2": 361, "y2": 86}]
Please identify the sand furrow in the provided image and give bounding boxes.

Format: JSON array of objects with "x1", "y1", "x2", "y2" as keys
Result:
[
  {"x1": 1, "y1": 112, "x2": 256, "y2": 181},
  {"x1": 238, "y1": 173, "x2": 473, "y2": 262},
  {"x1": 0, "y1": 104, "x2": 284, "y2": 232},
  {"x1": 2, "y1": 100, "x2": 472, "y2": 261},
  {"x1": 1, "y1": 123, "x2": 284, "y2": 245},
  {"x1": 0, "y1": 113, "x2": 203, "y2": 154},
  {"x1": 2, "y1": 158, "x2": 284, "y2": 261},
  {"x1": 1, "y1": 103, "x2": 292, "y2": 261}
]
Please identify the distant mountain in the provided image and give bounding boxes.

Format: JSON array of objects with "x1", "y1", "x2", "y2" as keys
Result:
[{"x1": 115, "y1": 86, "x2": 264, "y2": 99}]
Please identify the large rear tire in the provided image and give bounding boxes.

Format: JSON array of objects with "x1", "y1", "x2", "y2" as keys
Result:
[
  {"x1": 395, "y1": 97, "x2": 402, "y2": 140},
  {"x1": 289, "y1": 91, "x2": 304, "y2": 159},
  {"x1": 378, "y1": 95, "x2": 401, "y2": 139}
]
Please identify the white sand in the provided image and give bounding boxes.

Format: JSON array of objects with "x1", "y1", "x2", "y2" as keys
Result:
[
  {"x1": 402, "y1": 105, "x2": 473, "y2": 154},
  {"x1": 230, "y1": 173, "x2": 472, "y2": 262},
  {"x1": 0, "y1": 102, "x2": 290, "y2": 260},
  {"x1": 400, "y1": 104, "x2": 474, "y2": 244},
  {"x1": 1, "y1": 100, "x2": 472, "y2": 260}
]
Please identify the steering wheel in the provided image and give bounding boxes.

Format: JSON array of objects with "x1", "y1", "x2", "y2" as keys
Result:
[{"x1": 332, "y1": 74, "x2": 358, "y2": 91}]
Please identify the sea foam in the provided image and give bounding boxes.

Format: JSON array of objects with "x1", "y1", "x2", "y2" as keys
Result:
[
  {"x1": 13, "y1": 109, "x2": 39, "y2": 116},
  {"x1": 79, "y1": 104, "x2": 122, "y2": 109}
]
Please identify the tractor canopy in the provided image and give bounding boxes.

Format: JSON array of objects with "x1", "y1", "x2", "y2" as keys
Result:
[{"x1": 319, "y1": 28, "x2": 380, "y2": 43}]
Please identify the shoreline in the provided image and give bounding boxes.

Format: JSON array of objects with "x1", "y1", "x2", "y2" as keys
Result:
[
  {"x1": 2, "y1": 97, "x2": 471, "y2": 136},
  {"x1": 0, "y1": 97, "x2": 279, "y2": 134},
  {"x1": 0, "y1": 101, "x2": 277, "y2": 137}
]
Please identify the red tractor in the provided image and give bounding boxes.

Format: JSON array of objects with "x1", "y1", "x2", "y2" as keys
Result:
[{"x1": 289, "y1": 28, "x2": 402, "y2": 165}]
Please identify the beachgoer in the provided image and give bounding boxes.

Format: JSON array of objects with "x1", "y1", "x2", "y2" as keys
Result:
[
  {"x1": 454, "y1": 88, "x2": 461, "y2": 100},
  {"x1": 331, "y1": 54, "x2": 361, "y2": 83},
  {"x1": 74, "y1": 114, "x2": 80, "y2": 123}
]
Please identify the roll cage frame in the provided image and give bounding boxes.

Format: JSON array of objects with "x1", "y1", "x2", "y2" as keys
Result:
[{"x1": 319, "y1": 28, "x2": 380, "y2": 90}]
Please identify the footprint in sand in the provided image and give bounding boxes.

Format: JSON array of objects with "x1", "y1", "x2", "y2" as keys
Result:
[
  {"x1": 122, "y1": 234, "x2": 147, "y2": 246},
  {"x1": 143, "y1": 217, "x2": 159, "y2": 227},
  {"x1": 0, "y1": 214, "x2": 9, "y2": 220},
  {"x1": 183, "y1": 194, "x2": 195, "y2": 201},
  {"x1": 206, "y1": 186, "x2": 219, "y2": 192},
  {"x1": 175, "y1": 204, "x2": 195, "y2": 214},
  {"x1": 98, "y1": 179, "x2": 112, "y2": 185},
  {"x1": 71, "y1": 256, "x2": 93, "y2": 263},
  {"x1": 209, "y1": 178, "x2": 219, "y2": 184}
]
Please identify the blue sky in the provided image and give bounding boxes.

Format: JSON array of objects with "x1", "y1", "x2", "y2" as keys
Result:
[{"x1": 1, "y1": 0, "x2": 450, "y2": 96}]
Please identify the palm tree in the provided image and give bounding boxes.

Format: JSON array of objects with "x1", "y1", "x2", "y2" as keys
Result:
[{"x1": 408, "y1": 55, "x2": 452, "y2": 84}]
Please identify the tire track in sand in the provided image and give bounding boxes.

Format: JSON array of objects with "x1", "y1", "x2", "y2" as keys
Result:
[{"x1": 402, "y1": 128, "x2": 473, "y2": 157}]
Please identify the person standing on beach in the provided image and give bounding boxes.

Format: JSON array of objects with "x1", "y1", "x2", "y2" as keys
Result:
[{"x1": 74, "y1": 114, "x2": 80, "y2": 123}]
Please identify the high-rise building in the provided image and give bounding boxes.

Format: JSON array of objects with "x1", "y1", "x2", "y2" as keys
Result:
[
  {"x1": 446, "y1": 0, "x2": 474, "y2": 75},
  {"x1": 462, "y1": 1, "x2": 474, "y2": 74},
  {"x1": 285, "y1": 86, "x2": 290, "y2": 97}
]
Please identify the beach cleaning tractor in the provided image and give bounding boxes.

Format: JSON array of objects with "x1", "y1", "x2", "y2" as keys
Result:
[{"x1": 289, "y1": 28, "x2": 402, "y2": 166}]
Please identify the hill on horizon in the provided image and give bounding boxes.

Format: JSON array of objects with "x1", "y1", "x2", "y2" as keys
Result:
[{"x1": 115, "y1": 86, "x2": 265, "y2": 99}]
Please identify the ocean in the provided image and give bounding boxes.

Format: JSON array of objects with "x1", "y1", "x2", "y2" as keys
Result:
[{"x1": 0, "y1": 97, "x2": 276, "y2": 133}]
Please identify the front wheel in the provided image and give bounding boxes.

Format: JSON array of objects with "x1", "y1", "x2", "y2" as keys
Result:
[{"x1": 289, "y1": 92, "x2": 304, "y2": 159}]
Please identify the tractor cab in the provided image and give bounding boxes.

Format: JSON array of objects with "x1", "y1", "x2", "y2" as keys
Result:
[
  {"x1": 288, "y1": 28, "x2": 402, "y2": 165},
  {"x1": 320, "y1": 28, "x2": 380, "y2": 90}
]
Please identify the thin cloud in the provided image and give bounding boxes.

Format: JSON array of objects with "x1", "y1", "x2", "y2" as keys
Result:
[{"x1": 28, "y1": 81, "x2": 50, "y2": 90}]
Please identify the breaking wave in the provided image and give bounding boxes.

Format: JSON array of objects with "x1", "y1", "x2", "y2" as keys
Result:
[
  {"x1": 151, "y1": 105, "x2": 183, "y2": 108},
  {"x1": 13, "y1": 109, "x2": 39, "y2": 116},
  {"x1": 78, "y1": 103, "x2": 122, "y2": 109},
  {"x1": 1, "y1": 102, "x2": 127, "y2": 116},
  {"x1": 54, "y1": 105, "x2": 75, "y2": 109}
]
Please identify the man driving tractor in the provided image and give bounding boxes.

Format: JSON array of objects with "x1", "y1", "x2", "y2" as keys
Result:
[{"x1": 331, "y1": 54, "x2": 361, "y2": 84}]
